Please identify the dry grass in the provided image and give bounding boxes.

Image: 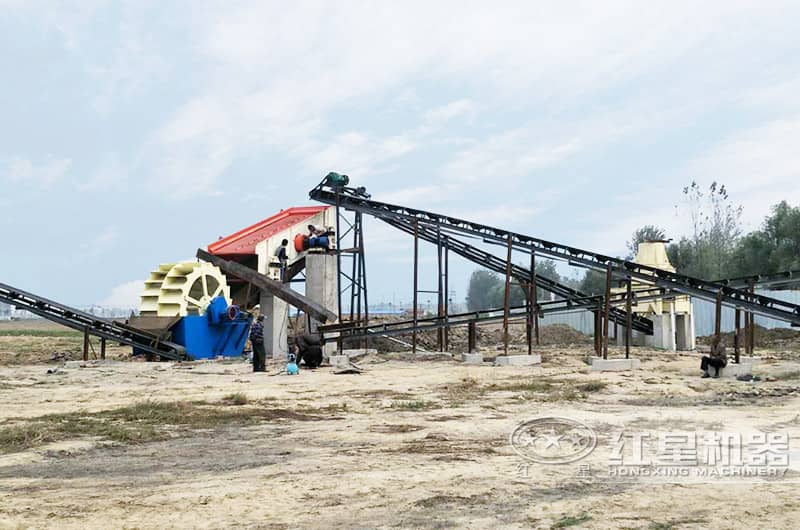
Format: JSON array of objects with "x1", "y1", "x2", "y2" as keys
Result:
[
  {"x1": 0, "y1": 399, "x2": 320, "y2": 454},
  {"x1": 222, "y1": 392, "x2": 249, "y2": 405},
  {"x1": 773, "y1": 370, "x2": 800, "y2": 381},
  {"x1": 0, "y1": 329, "x2": 82, "y2": 337},
  {"x1": 388, "y1": 400, "x2": 437, "y2": 411},
  {"x1": 551, "y1": 512, "x2": 592, "y2": 528},
  {"x1": 575, "y1": 380, "x2": 608, "y2": 393}
]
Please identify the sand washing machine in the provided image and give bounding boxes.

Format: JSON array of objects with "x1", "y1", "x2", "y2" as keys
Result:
[{"x1": 129, "y1": 261, "x2": 252, "y2": 360}]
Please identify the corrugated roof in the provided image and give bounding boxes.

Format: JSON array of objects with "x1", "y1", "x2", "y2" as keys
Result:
[{"x1": 207, "y1": 206, "x2": 329, "y2": 255}]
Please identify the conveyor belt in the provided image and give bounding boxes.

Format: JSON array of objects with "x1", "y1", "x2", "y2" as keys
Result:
[
  {"x1": 382, "y1": 217, "x2": 654, "y2": 334},
  {"x1": 0, "y1": 282, "x2": 187, "y2": 360},
  {"x1": 310, "y1": 181, "x2": 800, "y2": 326},
  {"x1": 319, "y1": 290, "x2": 654, "y2": 343}
]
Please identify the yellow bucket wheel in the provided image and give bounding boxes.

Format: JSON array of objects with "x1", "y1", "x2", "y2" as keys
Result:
[{"x1": 139, "y1": 261, "x2": 231, "y2": 317}]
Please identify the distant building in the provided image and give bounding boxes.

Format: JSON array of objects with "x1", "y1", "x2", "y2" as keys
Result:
[{"x1": 0, "y1": 302, "x2": 11, "y2": 321}]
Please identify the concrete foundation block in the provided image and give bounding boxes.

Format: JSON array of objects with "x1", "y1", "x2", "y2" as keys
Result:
[
  {"x1": 341, "y1": 348, "x2": 378, "y2": 357},
  {"x1": 589, "y1": 357, "x2": 641, "y2": 371},
  {"x1": 705, "y1": 358, "x2": 758, "y2": 378},
  {"x1": 461, "y1": 353, "x2": 484, "y2": 364},
  {"x1": 328, "y1": 355, "x2": 351, "y2": 368},
  {"x1": 494, "y1": 354, "x2": 542, "y2": 366}
]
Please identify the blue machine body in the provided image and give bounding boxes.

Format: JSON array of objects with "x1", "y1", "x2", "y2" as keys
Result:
[
  {"x1": 308, "y1": 235, "x2": 330, "y2": 249},
  {"x1": 172, "y1": 297, "x2": 252, "y2": 360}
]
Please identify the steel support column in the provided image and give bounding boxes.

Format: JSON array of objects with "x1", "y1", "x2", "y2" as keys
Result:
[
  {"x1": 625, "y1": 278, "x2": 632, "y2": 359},
  {"x1": 602, "y1": 265, "x2": 613, "y2": 359},
  {"x1": 412, "y1": 220, "x2": 419, "y2": 354},
  {"x1": 502, "y1": 234, "x2": 513, "y2": 355}
]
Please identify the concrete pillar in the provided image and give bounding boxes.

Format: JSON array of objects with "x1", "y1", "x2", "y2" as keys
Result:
[
  {"x1": 668, "y1": 305, "x2": 677, "y2": 352},
  {"x1": 647, "y1": 314, "x2": 676, "y2": 351},
  {"x1": 261, "y1": 292, "x2": 289, "y2": 360},
  {"x1": 687, "y1": 312, "x2": 696, "y2": 351},
  {"x1": 305, "y1": 253, "x2": 339, "y2": 357}
]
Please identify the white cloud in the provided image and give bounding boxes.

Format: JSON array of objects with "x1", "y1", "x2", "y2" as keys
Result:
[
  {"x1": 135, "y1": 1, "x2": 800, "y2": 197},
  {"x1": 80, "y1": 153, "x2": 129, "y2": 191},
  {"x1": 300, "y1": 133, "x2": 416, "y2": 178},
  {"x1": 1, "y1": 156, "x2": 72, "y2": 188},
  {"x1": 421, "y1": 99, "x2": 476, "y2": 129},
  {"x1": 443, "y1": 129, "x2": 582, "y2": 184},
  {"x1": 73, "y1": 225, "x2": 120, "y2": 263},
  {"x1": 98, "y1": 280, "x2": 142, "y2": 308}
]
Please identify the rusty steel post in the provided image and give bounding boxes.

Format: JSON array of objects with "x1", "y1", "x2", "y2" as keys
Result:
[
  {"x1": 444, "y1": 244, "x2": 450, "y2": 352},
  {"x1": 100, "y1": 337, "x2": 106, "y2": 360},
  {"x1": 468, "y1": 321, "x2": 477, "y2": 354},
  {"x1": 437, "y1": 227, "x2": 444, "y2": 352},
  {"x1": 412, "y1": 220, "x2": 419, "y2": 354},
  {"x1": 83, "y1": 327, "x2": 89, "y2": 362},
  {"x1": 625, "y1": 278, "x2": 632, "y2": 359},
  {"x1": 748, "y1": 283, "x2": 756, "y2": 354},
  {"x1": 714, "y1": 289, "x2": 723, "y2": 343},
  {"x1": 593, "y1": 305, "x2": 601, "y2": 356},
  {"x1": 602, "y1": 265, "x2": 613, "y2": 359},
  {"x1": 734, "y1": 307, "x2": 741, "y2": 363},
  {"x1": 531, "y1": 251, "x2": 540, "y2": 347},
  {"x1": 502, "y1": 234, "x2": 513, "y2": 355}
]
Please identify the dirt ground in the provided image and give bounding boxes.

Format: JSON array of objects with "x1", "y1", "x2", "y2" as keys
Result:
[{"x1": 1, "y1": 322, "x2": 800, "y2": 529}]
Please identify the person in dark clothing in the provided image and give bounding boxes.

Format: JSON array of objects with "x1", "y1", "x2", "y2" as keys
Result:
[
  {"x1": 294, "y1": 332, "x2": 323, "y2": 369},
  {"x1": 250, "y1": 315, "x2": 266, "y2": 372},
  {"x1": 701, "y1": 335, "x2": 727, "y2": 378},
  {"x1": 274, "y1": 239, "x2": 289, "y2": 282}
]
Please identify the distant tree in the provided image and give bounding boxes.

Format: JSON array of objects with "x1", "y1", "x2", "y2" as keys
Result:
[
  {"x1": 761, "y1": 201, "x2": 800, "y2": 271},
  {"x1": 532, "y1": 259, "x2": 560, "y2": 300},
  {"x1": 578, "y1": 270, "x2": 608, "y2": 295},
  {"x1": 465, "y1": 259, "x2": 562, "y2": 310},
  {"x1": 669, "y1": 180, "x2": 743, "y2": 278},
  {"x1": 489, "y1": 280, "x2": 527, "y2": 308},
  {"x1": 731, "y1": 201, "x2": 800, "y2": 275},
  {"x1": 466, "y1": 270, "x2": 501, "y2": 311},
  {"x1": 626, "y1": 225, "x2": 666, "y2": 259}
]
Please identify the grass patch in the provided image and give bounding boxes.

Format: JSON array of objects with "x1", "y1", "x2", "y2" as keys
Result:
[
  {"x1": 575, "y1": 380, "x2": 607, "y2": 393},
  {"x1": 388, "y1": 400, "x2": 436, "y2": 411},
  {"x1": 318, "y1": 402, "x2": 349, "y2": 413},
  {"x1": 488, "y1": 380, "x2": 556, "y2": 393},
  {"x1": 442, "y1": 377, "x2": 485, "y2": 405},
  {"x1": 0, "y1": 329, "x2": 82, "y2": 338},
  {"x1": 552, "y1": 512, "x2": 591, "y2": 529},
  {"x1": 774, "y1": 370, "x2": 800, "y2": 381},
  {"x1": 370, "y1": 424, "x2": 424, "y2": 433},
  {"x1": 222, "y1": 392, "x2": 249, "y2": 406},
  {"x1": 489, "y1": 378, "x2": 598, "y2": 403},
  {"x1": 0, "y1": 399, "x2": 320, "y2": 454},
  {"x1": 648, "y1": 518, "x2": 707, "y2": 530}
]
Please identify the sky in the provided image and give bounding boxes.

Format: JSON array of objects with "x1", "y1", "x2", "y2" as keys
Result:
[{"x1": 1, "y1": 1, "x2": 799, "y2": 310}]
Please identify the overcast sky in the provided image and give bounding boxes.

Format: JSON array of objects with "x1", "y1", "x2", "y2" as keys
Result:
[{"x1": 2, "y1": 1, "x2": 799, "y2": 309}]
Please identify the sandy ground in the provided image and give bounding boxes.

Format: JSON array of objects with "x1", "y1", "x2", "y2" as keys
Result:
[{"x1": 1, "y1": 340, "x2": 800, "y2": 530}]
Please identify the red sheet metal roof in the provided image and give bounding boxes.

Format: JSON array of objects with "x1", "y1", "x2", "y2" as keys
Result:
[{"x1": 208, "y1": 206, "x2": 329, "y2": 255}]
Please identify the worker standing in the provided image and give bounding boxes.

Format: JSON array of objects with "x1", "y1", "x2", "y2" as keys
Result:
[
  {"x1": 274, "y1": 239, "x2": 289, "y2": 282},
  {"x1": 250, "y1": 315, "x2": 266, "y2": 372}
]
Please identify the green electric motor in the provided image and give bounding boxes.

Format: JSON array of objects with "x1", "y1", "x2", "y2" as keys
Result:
[{"x1": 325, "y1": 172, "x2": 350, "y2": 188}]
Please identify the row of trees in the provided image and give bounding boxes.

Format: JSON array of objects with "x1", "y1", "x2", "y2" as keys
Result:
[
  {"x1": 582, "y1": 183, "x2": 799, "y2": 294},
  {"x1": 467, "y1": 181, "x2": 799, "y2": 306},
  {"x1": 466, "y1": 260, "x2": 560, "y2": 311}
]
